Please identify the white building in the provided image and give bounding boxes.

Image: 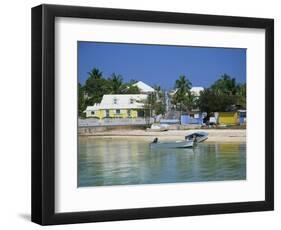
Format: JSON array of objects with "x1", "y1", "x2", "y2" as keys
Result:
[
  {"x1": 84, "y1": 94, "x2": 148, "y2": 119},
  {"x1": 169, "y1": 86, "x2": 204, "y2": 96},
  {"x1": 190, "y1": 87, "x2": 204, "y2": 96},
  {"x1": 133, "y1": 81, "x2": 155, "y2": 94}
]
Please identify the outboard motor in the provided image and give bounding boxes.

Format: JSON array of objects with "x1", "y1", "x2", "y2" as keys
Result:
[
  {"x1": 152, "y1": 137, "x2": 158, "y2": 143},
  {"x1": 193, "y1": 134, "x2": 197, "y2": 142}
]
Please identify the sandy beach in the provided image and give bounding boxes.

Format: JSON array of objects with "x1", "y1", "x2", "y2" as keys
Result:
[{"x1": 79, "y1": 129, "x2": 246, "y2": 142}]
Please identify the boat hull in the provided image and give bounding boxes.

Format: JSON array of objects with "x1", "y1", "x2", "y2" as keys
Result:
[
  {"x1": 196, "y1": 136, "x2": 208, "y2": 143},
  {"x1": 150, "y1": 140, "x2": 194, "y2": 149}
]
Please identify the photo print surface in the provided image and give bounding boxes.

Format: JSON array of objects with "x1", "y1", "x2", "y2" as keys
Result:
[{"x1": 77, "y1": 41, "x2": 246, "y2": 187}]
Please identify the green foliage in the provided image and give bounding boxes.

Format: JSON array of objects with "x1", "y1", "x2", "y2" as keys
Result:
[
  {"x1": 78, "y1": 68, "x2": 143, "y2": 117},
  {"x1": 198, "y1": 74, "x2": 246, "y2": 116},
  {"x1": 79, "y1": 67, "x2": 246, "y2": 119},
  {"x1": 198, "y1": 89, "x2": 237, "y2": 115},
  {"x1": 172, "y1": 75, "x2": 194, "y2": 112},
  {"x1": 143, "y1": 92, "x2": 157, "y2": 125},
  {"x1": 174, "y1": 75, "x2": 192, "y2": 96},
  {"x1": 142, "y1": 85, "x2": 166, "y2": 124},
  {"x1": 144, "y1": 93, "x2": 157, "y2": 116},
  {"x1": 211, "y1": 74, "x2": 237, "y2": 96},
  {"x1": 78, "y1": 83, "x2": 86, "y2": 117},
  {"x1": 108, "y1": 73, "x2": 123, "y2": 94},
  {"x1": 84, "y1": 68, "x2": 110, "y2": 105},
  {"x1": 122, "y1": 85, "x2": 141, "y2": 94},
  {"x1": 154, "y1": 101, "x2": 165, "y2": 116},
  {"x1": 236, "y1": 83, "x2": 246, "y2": 108},
  {"x1": 153, "y1": 85, "x2": 165, "y2": 115}
]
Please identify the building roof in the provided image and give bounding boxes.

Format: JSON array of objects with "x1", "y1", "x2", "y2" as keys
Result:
[
  {"x1": 190, "y1": 87, "x2": 204, "y2": 96},
  {"x1": 85, "y1": 94, "x2": 148, "y2": 111},
  {"x1": 168, "y1": 89, "x2": 178, "y2": 96},
  {"x1": 133, "y1": 81, "x2": 155, "y2": 93},
  {"x1": 169, "y1": 87, "x2": 204, "y2": 96}
]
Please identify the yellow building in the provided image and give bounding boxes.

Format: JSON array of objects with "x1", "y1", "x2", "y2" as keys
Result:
[
  {"x1": 84, "y1": 94, "x2": 147, "y2": 119},
  {"x1": 218, "y1": 112, "x2": 238, "y2": 125}
]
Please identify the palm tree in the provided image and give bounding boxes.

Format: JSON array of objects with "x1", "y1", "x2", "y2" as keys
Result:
[
  {"x1": 175, "y1": 75, "x2": 192, "y2": 92},
  {"x1": 211, "y1": 74, "x2": 237, "y2": 96},
  {"x1": 85, "y1": 68, "x2": 103, "y2": 93},
  {"x1": 84, "y1": 68, "x2": 108, "y2": 105},
  {"x1": 236, "y1": 83, "x2": 246, "y2": 108},
  {"x1": 143, "y1": 92, "x2": 157, "y2": 125},
  {"x1": 87, "y1": 68, "x2": 102, "y2": 80},
  {"x1": 153, "y1": 85, "x2": 165, "y2": 115},
  {"x1": 173, "y1": 75, "x2": 192, "y2": 113},
  {"x1": 153, "y1": 84, "x2": 163, "y2": 100},
  {"x1": 108, "y1": 73, "x2": 123, "y2": 94}
]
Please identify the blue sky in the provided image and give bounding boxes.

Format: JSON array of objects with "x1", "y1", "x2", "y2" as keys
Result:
[{"x1": 78, "y1": 41, "x2": 246, "y2": 90}]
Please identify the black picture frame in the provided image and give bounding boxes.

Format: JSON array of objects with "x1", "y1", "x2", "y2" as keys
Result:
[{"x1": 31, "y1": 4, "x2": 274, "y2": 225}]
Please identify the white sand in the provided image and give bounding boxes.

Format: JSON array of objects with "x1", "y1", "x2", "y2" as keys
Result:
[{"x1": 80, "y1": 129, "x2": 246, "y2": 142}]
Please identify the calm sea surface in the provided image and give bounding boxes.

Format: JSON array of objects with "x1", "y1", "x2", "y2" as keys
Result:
[{"x1": 78, "y1": 137, "x2": 246, "y2": 187}]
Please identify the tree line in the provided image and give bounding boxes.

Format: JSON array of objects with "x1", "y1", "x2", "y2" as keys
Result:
[
  {"x1": 79, "y1": 68, "x2": 246, "y2": 118},
  {"x1": 172, "y1": 74, "x2": 246, "y2": 117},
  {"x1": 79, "y1": 68, "x2": 141, "y2": 117}
]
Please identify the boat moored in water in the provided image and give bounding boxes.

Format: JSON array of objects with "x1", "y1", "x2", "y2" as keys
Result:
[
  {"x1": 185, "y1": 131, "x2": 208, "y2": 143},
  {"x1": 150, "y1": 138, "x2": 194, "y2": 149}
]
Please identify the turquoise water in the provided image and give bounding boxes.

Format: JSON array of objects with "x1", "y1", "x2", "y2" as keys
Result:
[{"x1": 78, "y1": 137, "x2": 246, "y2": 187}]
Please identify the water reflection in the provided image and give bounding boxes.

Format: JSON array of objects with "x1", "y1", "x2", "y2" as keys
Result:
[{"x1": 78, "y1": 138, "x2": 246, "y2": 187}]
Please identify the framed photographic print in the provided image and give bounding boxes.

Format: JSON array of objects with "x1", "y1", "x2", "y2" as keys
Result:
[{"x1": 31, "y1": 4, "x2": 274, "y2": 225}]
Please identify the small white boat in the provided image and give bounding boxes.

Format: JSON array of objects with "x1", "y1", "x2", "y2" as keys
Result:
[
  {"x1": 185, "y1": 131, "x2": 208, "y2": 143},
  {"x1": 146, "y1": 124, "x2": 168, "y2": 132},
  {"x1": 150, "y1": 138, "x2": 194, "y2": 149}
]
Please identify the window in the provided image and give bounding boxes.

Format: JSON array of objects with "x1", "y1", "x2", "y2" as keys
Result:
[
  {"x1": 113, "y1": 98, "x2": 117, "y2": 104},
  {"x1": 130, "y1": 98, "x2": 134, "y2": 104},
  {"x1": 91, "y1": 111, "x2": 95, "y2": 115},
  {"x1": 116, "y1": 109, "x2": 120, "y2": 114},
  {"x1": 106, "y1": 110, "x2": 109, "y2": 117}
]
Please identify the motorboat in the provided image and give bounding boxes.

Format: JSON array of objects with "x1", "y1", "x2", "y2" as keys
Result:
[
  {"x1": 185, "y1": 131, "x2": 208, "y2": 143},
  {"x1": 150, "y1": 137, "x2": 194, "y2": 149}
]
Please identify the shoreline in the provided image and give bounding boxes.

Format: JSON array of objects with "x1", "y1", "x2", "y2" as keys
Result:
[{"x1": 79, "y1": 129, "x2": 246, "y2": 143}]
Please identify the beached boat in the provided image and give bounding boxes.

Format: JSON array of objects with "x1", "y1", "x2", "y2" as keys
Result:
[
  {"x1": 185, "y1": 131, "x2": 208, "y2": 143},
  {"x1": 146, "y1": 124, "x2": 169, "y2": 132},
  {"x1": 150, "y1": 138, "x2": 194, "y2": 149}
]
